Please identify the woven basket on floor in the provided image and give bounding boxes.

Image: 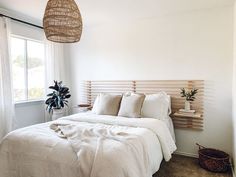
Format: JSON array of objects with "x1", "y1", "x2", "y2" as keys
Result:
[{"x1": 196, "y1": 143, "x2": 230, "y2": 173}]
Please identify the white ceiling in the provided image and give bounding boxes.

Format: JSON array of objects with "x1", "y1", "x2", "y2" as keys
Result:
[{"x1": 0, "y1": 0, "x2": 234, "y2": 26}]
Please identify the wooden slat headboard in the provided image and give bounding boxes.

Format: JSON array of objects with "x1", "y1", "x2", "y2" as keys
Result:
[{"x1": 82, "y1": 80, "x2": 204, "y2": 130}]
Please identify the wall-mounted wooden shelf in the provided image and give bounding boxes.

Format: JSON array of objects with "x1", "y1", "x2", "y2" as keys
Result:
[{"x1": 172, "y1": 112, "x2": 203, "y2": 130}]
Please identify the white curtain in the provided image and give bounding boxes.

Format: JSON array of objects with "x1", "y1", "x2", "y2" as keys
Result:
[
  {"x1": 45, "y1": 41, "x2": 66, "y2": 84},
  {"x1": 44, "y1": 40, "x2": 66, "y2": 122},
  {"x1": 0, "y1": 17, "x2": 15, "y2": 140}
]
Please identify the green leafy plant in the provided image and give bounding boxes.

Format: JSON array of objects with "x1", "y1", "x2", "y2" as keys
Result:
[
  {"x1": 45, "y1": 81, "x2": 71, "y2": 113},
  {"x1": 180, "y1": 88, "x2": 198, "y2": 101}
]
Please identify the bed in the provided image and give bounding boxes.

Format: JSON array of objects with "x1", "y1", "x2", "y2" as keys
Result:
[
  {"x1": 0, "y1": 111, "x2": 176, "y2": 177},
  {"x1": 0, "y1": 91, "x2": 177, "y2": 177}
]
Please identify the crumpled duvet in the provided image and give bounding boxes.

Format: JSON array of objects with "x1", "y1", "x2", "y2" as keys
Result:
[
  {"x1": 50, "y1": 122, "x2": 152, "y2": 177},
  {"x1": 0, "y1": 113, "x2": 176, "y2": 177}
]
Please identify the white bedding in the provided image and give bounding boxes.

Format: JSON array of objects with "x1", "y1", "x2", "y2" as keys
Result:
[
  {"x1": 0, "y1": 112, "x2": 176, "y2": 177},
  {"x1": 85, "y1": 111, "x2": 176, "y2": 142}
]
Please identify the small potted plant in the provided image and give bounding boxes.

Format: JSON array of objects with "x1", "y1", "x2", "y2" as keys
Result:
[
  {"x1": 180, "y1": 88, "x2": 198, "y2": 111},
  {"x1": 45, "y1": 80, "x2": 71, "y2": 120}
]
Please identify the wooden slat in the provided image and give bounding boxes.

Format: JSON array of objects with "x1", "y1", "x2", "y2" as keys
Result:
[
  {"x1": 174, "y1": 126, "x2": 203, "y2": 131},
  {"x1": 173, "y1": 121, "x2": 203, "y2": 126},
  {"x1": 173, "y1": 123, "x2": 203, "y2": 128},
  {"x1": 174, "y1": 125, "x2": 203, "y2": 129},
  {"x1": 173, "y1": 119, "x2": 203, "y2": 123},
  {"x1": 172, "y1": 116, "x2": 203, "y2": 120}
]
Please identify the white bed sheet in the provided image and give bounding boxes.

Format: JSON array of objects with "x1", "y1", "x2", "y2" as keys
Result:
[{"x1": 0, "y1": 112, "x2": 176, "y2": 177}]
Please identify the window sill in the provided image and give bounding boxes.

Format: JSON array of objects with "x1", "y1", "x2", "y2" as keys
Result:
[{"x1": 15, "y1": 99, "x2": 45, "y2": 107}]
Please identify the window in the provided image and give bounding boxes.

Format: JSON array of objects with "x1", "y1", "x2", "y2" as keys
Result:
[{"x1": 11, "y1": 36, "x2": 45, "y2": 102}]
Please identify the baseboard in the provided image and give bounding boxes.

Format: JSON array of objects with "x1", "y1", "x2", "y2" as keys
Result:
[{"x1": 174, "y1": 151, "x2": 198, "y2": 158}]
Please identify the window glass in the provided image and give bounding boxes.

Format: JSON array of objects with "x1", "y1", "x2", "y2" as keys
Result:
[
  {"x1": 11, "y1": 37, "x2": 26, "y2": 101},
  {"x1": 27, "y1": 41, "x2": 45, "y2": 100},
  {"x1": 11, "y1": 36, "x2": 45, "y2": 102}
]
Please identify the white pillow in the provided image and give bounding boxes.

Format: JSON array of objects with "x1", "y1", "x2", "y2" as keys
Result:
[
  {"x1": 118, "y1": 93, "x2": 145, "y2": 118},
  {"x1": 141, "y1": 92, "x2": 171, "y2": 120},
  {"x1": 92, "y1": 95, "x2": 99, "y2": 114}
]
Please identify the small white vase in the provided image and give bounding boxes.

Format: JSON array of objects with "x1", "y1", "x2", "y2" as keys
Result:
[
  {"x1": 184, "y1": 101, "x2": 191, "y2": 111},
  {"x1": 52, "y1": 108, "x2": 65, "y2": 121}
]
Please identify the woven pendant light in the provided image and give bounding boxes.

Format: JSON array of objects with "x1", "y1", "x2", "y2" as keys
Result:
[{"x1": 43, "y1": 0, "x2": 83, "y2": 43}]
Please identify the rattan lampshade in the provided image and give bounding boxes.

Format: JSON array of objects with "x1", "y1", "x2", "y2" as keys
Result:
[{"x1": 43, "y1": 0, "x2": 83, "y2": 43}]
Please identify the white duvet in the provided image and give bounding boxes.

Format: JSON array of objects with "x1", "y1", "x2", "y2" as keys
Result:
[{"x1": 0, "y1": 113, "x2": 176, "y2": 177}]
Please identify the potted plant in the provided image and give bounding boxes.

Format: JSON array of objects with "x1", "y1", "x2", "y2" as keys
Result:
[
  {"x1": 180, "y1": 88, "x2": 198, "y2": 111},
  {"x1": 45, "y1": 80, "x2": 71, "y2": 120}
]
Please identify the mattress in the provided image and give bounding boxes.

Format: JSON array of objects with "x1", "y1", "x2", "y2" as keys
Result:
[{"x1": 0, "y1": 112, "x2": 176, "y2": 177}]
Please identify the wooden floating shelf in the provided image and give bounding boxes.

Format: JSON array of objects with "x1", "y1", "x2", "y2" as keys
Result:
[
  {"x1": 82, "y1": 80, "x2": 204, "y2": 131},
  {"x1": 172, "y1": 111, "x2": 203, "y2": 130},
  {"x1": 173, "y1": 112, "x2": 202, "y2": 118}
]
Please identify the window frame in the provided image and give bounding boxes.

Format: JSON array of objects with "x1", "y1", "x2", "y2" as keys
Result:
[{"x1": 11, "y1": 34, "x2": 46, "y2": 103}]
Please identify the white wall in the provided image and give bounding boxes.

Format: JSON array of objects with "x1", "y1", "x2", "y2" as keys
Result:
[
  {"x1": 11, "y1": 20, "x2": 44, "y2": 41},
  {"x1": 14, "y1": 101, "x2": 45, "y2": 128},
  {"x1": 66, "y1": 6, "x2": 234, "y2": 156}
]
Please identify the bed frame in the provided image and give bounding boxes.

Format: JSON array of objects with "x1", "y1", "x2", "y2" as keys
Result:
[{"x1": 82, "y1": 80, "x2": 204, "y2": 131}]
